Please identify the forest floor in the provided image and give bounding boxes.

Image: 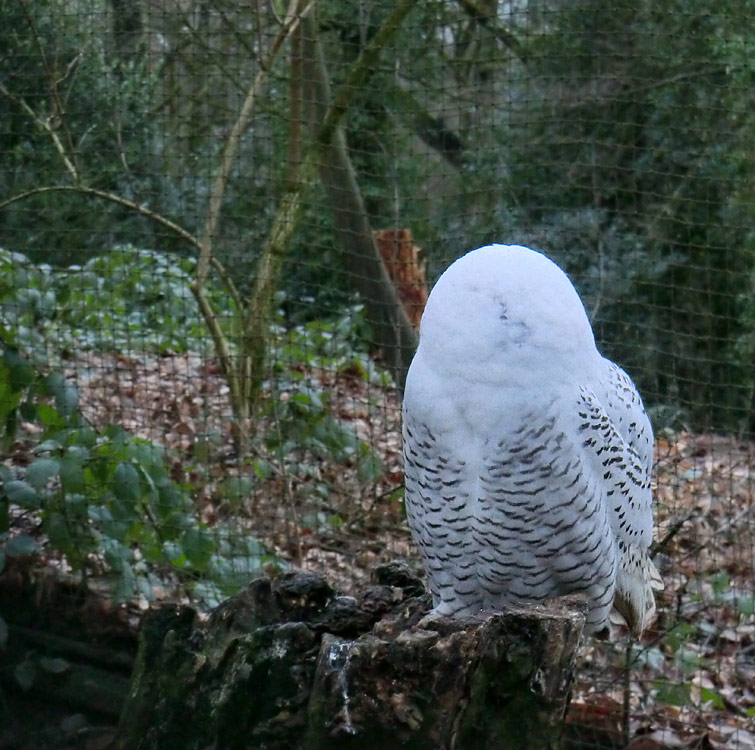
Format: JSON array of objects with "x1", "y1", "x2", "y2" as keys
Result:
[{"x1": 2, "y1": 349, "x2": 754, "y2": 749}]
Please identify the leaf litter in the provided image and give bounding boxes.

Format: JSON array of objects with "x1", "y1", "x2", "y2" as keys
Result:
[{"x1": 3, "y1": 350, "x2": 754, "y2": 748}]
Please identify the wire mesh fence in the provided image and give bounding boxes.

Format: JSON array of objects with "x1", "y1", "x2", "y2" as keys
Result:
[{"x1": 1, "y1": 0, "x2": 754, "y2": 747}]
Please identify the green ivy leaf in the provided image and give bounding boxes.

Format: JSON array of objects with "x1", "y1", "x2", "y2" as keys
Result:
[
  {"x1": 700, "y1": 687, "x2": 725, "y2": 710},
  {"x1": 155, "y1": 483, "x2": 185, "y2": 516},
  {"x1": 112, "y1": 562, "x2": 137, "y2": 604},
  {"x1": 37, "y1": 403, "x2": 64, "y2": 429},
  {"x1": 45, "y1": 512, "x2": 74, "y2": 559},
  {"x1": 39, "y1": 657, "x2": 70, "y2": 675},
  {"x1": 14, "y1": 660, "x2": 36, "y2": 691},
  {"x1": 710, "y1": 572, "x2": 730, "y2": 597},
  {"x1": 102, "y1": 537, "x2": 130, "y2": 572},
  {"x1": 4, "y1": 350, "x2": 34, "y2": 392},
  {"x1": 654, "y1": 681, "x2": 691, "y2": 707},
  {"x1": 5, "y1": 534, "x2": 39, "y2": 557},
  {"x1": 218, "y1": 476, "x2": 254, "y2": 506},
  {"x1": 113, "y1": 461, "x2": 141, "y2": 503},
  {"x1": 676, "y1": 647, "x2": 700, "y2": 678},
  {"x1": 0, "y1": 381, "x2": 21, "y2": 434},
  {"x1": 26, "y1": 458, "x2": 60, "y2": 489},
  {"x1": 189, "y1": 580, "x2": 224, "y2": 610},
  {"x1": 181, "y1": 528, "x2": 215, "y2": 572},
  {"x1": 60, "y1": 715, "x2": 87, "y2": 736},
  {"x1": 55, "y1": 383, "x2": 79, "y2": 418},
  {"x1": 357, "y1": 450, "x2": 384, "y2": 483},
  {"x1": 69, "y1": 426, "x2": 97, "y2": 448},
  {"x1": 43, "y1": 372, "x2": 65, "y2": 397},
  {"x1": 88, "y1": 504, "x2": 113, "y2": 523},
  {"x1": 163, "y1": 540, "x2": 186, "y2": 567},
  {"x1": 4, "y1": 480, "x2": 40, "y2": 509},
  {"x1": 663, "y1": 622, "x2": 694, "y2": 653},
  {"x1": 253, "y1": 458, "x2": 273, "y2": 480},
  {"x1": 19, "y1": 401, "x2": 38, "y2": 421},
  {"x1": 59, "y1": 456, "x2": 86, "y2": 494},
  {"x1": 32, "y1": 438, "x2": 62, "y2": 454}
]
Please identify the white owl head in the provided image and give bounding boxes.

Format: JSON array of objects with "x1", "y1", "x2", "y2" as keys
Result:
[{"x1": 418, "y1": 244, "x2": 600, "y2": 382}]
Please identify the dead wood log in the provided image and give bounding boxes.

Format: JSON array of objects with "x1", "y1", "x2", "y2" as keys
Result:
[
  {"x1": 1, "y1": 628, "x2": 131, "y2": 719},
  {"x1": 0, "y1": 564, "x2": 137, "y2": 722},
  {"x1": 116, "y1": 563, "x2": 584, "y2": 750},
  {"x1": 373, "y1": 228, "x2": 429, "y2": 331}
]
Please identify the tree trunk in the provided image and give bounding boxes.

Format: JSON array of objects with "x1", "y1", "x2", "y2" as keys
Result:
[
  {"x1": 301, "y1": 13, "x2": 419, "y2": 391},
  {"x1": 109, "y1": 0, "x2": 144, "y2": 64},
  {"x1": 116, "y1": 564, "x2": 584, "y2": 750}
]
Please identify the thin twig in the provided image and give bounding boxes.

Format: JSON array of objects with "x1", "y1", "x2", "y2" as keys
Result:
[
  {"x1": 190, "y1": 286, "x2": 241, "y2": 421},
  {"x1": 649, "y1": 510, "x2": 697, "y2": 557},
  {"x1": 241, "y1": 0, "x2": 420, "y2": 416},
  {"x1": 209, "y1": 257, "x2": 243, "y2": 311},
  {"x1": 0, "y1": 80, "x2": 79, "y2": 182},
  {"x1": 18, "y1": 0, "x2": 80, "y2": 180},
  {"x1": 622, "y1": 636, "x2": 632, "y2": 746},
  {"x1": 0, "y1": 186, "x2": 200, "y2": 250},
  {"x1": 196, "y1": 0, "x2": 311, "y2": 288},
  {"x1": 316, "y1": 0, "x2": 419, "y2": 149},
  {"x1": 455, "y1": 0, "x2": 528, "y2": 64}
]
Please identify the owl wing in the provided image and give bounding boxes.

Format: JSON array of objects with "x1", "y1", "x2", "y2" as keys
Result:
[
  {"x1": 579, "y1": 363, "x2": 663, "y2": 635},
  {"x1": 602, "y1": 361, "x2": 654, "y2": 477}
]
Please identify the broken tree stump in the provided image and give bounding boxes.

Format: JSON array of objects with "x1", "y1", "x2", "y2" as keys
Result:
[
  {"x1": 116, "y1": 563, "x2": 584, "y2": 750},
  {"x1": 373, "y1": 228, "x2": 429, "y2": 331}
]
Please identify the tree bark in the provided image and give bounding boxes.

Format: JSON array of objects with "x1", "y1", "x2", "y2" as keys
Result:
[
  {"x1": 302, "y1": 12, "x2": 419, "y2": 391},
  {"x1": 109, "y1": 0, "x2": 144, "y2": 64},
  {"x1": 390, "y1": 81, "x2": 467, "y2": 168},
  {"x1": 116, "y1": 565, "x2": 584, "y2": 750}
]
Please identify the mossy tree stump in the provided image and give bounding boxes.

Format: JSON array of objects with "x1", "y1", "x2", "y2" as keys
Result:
[{"x1": 117, "y1": 564, "x2": 583, "y2": 749}]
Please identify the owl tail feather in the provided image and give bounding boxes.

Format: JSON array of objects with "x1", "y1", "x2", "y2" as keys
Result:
[{"x1": 611, "y1": 553, "x2": 664, "y2": 637}]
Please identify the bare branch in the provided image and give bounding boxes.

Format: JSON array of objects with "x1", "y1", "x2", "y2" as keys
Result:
[
  {"x1": 455, "y1": 0, "x2": 528, "y2": 64},
  {"x1": 18, "y1": 0, "x2": 81, "y2": 179},
  {"x1": 0, "y1": 80, "x2": 79, "y2": 182},
  {"x1": 0, "y1": 186, "x2": 200, "y2": 250},
  {"x1": 0, "y1": 183, "x2": 244, "y2": 417},
  {"x1": 196, "y1": 0, "x2": 312, "y2": 288},
  {"x1": 316, "y1": 0, "x2": 419, "y2": 149},
  {"x1": 241, "y1": 0, "x2": 420, "y2": 411}
]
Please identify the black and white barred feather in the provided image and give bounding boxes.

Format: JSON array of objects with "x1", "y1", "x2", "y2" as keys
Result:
[{"x1": 402, "y1": 244, "x2": 662, "y2": 636}]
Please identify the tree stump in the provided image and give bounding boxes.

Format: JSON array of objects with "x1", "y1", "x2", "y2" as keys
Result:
[
  {"x1": 116, "y1": 563, "x2": 584, "y2": 750},
  {"x1": 373, "y1": 228, "x2": 429, "y2": 331}
]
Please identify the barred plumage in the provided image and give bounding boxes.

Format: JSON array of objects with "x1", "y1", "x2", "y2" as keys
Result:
[{"x1": 402, "y1": 244, "x2": 662, "y2": 635}]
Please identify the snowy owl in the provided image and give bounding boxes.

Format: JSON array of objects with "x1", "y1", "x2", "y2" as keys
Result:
[{"x1": 402, "y1": 244, "x2": 662, "y2": 636}]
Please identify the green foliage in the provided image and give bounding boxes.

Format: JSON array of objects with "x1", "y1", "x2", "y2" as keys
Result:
[
  {"x1": 0, "y1": 246, "x2": 236, "y2": 359},
  {"x1": 0, "y1": 243, "x2": 388, "y2": 601},
  {"x1": 0, "y1": 243, "x2": 387, "y2": 507},
  {"x1": 0, "y1": 341, "x2": 281, "y2": 609},
  {"x1": 707, "y1": 572, "x2": 755, "y2": 617},
  {"x1": 261, "y1": 299, "x2": 388, "y2": 503},
  {"x1": 631, "y1": 616, "x2": 740, "y2": 713},
  {"x1": 498, "y1": 0, "x2": 755, "y2": 430},
  {"x1": 0, "y1": 0, "x2": 163, "y2": 264},
  {"x1": 0, "y1": 243, "x2": 388, "y2": 490},
  {"x1": 653, "y1": 681, "x2": 693, "y2": 708},
  {"x1": 269, "y1": 298, "x2": 388, "y2": 386}
]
